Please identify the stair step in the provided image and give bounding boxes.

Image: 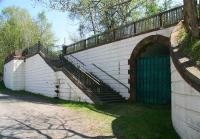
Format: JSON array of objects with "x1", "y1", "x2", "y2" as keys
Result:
[
  {"x1": 99, "y1": 94, "x2": 123, "y2": 97},
  {"x1": 98, "y1": 95, "x2": 122, "y2": 98},
  {"x1": 96, "y1": 92, "x2": 120, "y2": 94},
  {"x1": 97, "y1": 92, "x2": 119, "y2": 95},
  {"x1": 103, "y1": 99, "x2": 126, "y2": 103},
  {"x1": 100, "y1": 97, "x2": 124, "y2": 101}
]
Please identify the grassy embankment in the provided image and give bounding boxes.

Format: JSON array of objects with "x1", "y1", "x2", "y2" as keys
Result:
[{"x1": 179, "y1": 26, "x2": 200, "y2": 67}]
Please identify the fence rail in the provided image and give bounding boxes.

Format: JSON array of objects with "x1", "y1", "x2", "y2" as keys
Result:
[{"x1": 63, "y1": 5, "x2": 184, "y2": 55}]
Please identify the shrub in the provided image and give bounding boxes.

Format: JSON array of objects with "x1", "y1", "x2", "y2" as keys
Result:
[{"x1": 180, "y1": 29, "x2": 200, "y2": 67}]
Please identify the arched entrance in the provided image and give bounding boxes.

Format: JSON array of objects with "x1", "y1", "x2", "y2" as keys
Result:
[{"x1": 129, "y1": 35, "x2": 171, "y2": 104}]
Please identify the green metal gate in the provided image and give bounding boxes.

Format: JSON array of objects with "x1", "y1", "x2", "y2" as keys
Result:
[{"x1": 136, "y1": 56, "x2": 171, "y2": 104}]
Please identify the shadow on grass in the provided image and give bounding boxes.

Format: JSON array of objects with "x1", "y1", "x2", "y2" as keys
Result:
[{"x1": 0, "y1": 82, "x2": 180, "y2": 139}]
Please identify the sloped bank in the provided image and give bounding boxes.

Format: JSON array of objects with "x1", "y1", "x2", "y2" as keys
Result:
[
  {"x1": 170, "y1": 21, "x2": 200, "y2": 139},
  {"x1": 3, "y1": 49, "x2": 94, "y2": 104}
]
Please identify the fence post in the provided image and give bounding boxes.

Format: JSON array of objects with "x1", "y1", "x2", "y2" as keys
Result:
[
  {"x1": 113, "y1": 29, "x2": 116, "y2": 41},
  {"x1": 73, "y1": 44, "x2": 76, "y2": 52},
  {"x1": 96, "y1": 35, "x2": 99, "y2": 46},
  {"x1": 134, "y1": 22, "x2": 136, "y2": 34},
  {"x1": 84, "y1": 40, "x2": 87, "y2": 49},
  {"x1": 66, "y1": 47, "x2": 68, "y2": 55},
  {"x1": 160, "y1": 13, "x2": 163, "y2": 28},
  {"x1": 38, "y1": 41, "x2": 41, "y2": 52},
  {"x1": 62, "y1": 45, "x2": 66, "y2": 55}
]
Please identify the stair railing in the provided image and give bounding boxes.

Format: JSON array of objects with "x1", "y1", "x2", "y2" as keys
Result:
[
  {"x1": 39, "y1": 45, "x2": 103, "y2": 94},
  {"x1": 65, "y1": 55, "x2": 101, "y2": 83},
  {"x1": 39, "y1": 46, "x2": 63, "y2": 68},
  {"x1": 92, "y1": 64, "x2": 129, "y2": 90},
  {"x1": 61, "y1": 57, "x2": 102, "y2": 94},
  {"x1": 67, "y1": 55, "x2": 86, "y2": 67},
  {"x1": 23, "y1": 44, "x2": 40, "y2": 57}
]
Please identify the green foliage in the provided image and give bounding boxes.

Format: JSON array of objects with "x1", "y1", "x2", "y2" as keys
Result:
[
  {"x1": 178, "y1": 26, "x2": 189, "y2": 44},
  {"x1": 66, "y1": 0, "x2": 161, "y2": 34},
  {"x1": 0, "y1": 6, "x2": 55, "y2": 73},
  {"x1": 180, "y1": 30, "x2": 200, "y2": 66},
  {"x1": 37, "y1": 11, "x2": 56, "y2": 46},
  {"x1": 187, "y1": 39, "x2": 200, "y2": 66},
  {"x1": 35, "y1": 0, "x2": 179, "y2": 38},
  {"x1": 160, "y1": 0, "x2": 174, "y2": 11},
  {"x1": 0, "y1": 81, "x2": 5, "y2": 90},
  {"x1": 145, "y1": 0, "x2": 160, "y2": 16},
  {"x1": 0, "y1": 7, "x2": 40, "y2": 49}
]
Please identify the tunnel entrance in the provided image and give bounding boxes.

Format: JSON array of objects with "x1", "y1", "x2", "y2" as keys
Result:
[
  {"x1": 129, "y1": 35, "x2": 171, "y2": 104},
  {"x1": 136, "y1": 43, "x2": 171, "y2": 104}
]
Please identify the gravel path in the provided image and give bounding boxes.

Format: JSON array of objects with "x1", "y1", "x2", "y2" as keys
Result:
[{"x1": 0, "y1": 93, "x2": 115, "y2": 139}]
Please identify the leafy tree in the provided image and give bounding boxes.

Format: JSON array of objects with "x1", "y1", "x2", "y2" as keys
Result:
[
  {"x1": 36, "y1": 11, "x2": 56, "y2": 46},
  {"x1": 35, "y1": 0, "x2": 179, "y2": 37},
  {"x1": 0, "y1": 7, "x2": 39, "y2": 50},
  {"x1": 0, "y1": 7, "x2": 40, "y2": 72},
  {"x1": 144, "y1": 0, "x2": 160, "y2": 16},
  {"x1": 160, "y1": 0, "x2": 173, "y2": 11},
  {"x1": 0, "y1": 7, "x2": 55, "y2": 73}
]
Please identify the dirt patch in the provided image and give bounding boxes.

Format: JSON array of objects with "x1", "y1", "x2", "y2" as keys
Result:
[{"x1": 0, "y1": 93, "x2": 116, "y2": 139}]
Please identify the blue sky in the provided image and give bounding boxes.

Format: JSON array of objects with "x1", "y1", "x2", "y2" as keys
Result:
[
  {"x1": 0, "y1": 0, "x2": 183, "y2": 46},
  {"x1": 0, "y1": 0, "x2": 79, "y2": 45}
]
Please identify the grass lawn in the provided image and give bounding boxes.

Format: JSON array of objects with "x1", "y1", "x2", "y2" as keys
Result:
[{"x1": 0, "y1": 82, "x2": 179, "y2": 139}]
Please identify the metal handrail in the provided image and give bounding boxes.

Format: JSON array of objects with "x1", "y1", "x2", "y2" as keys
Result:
[
  {"x1": 69, "y1": 55, "x2": 85, "y2": 66},
  {"x1": 65, "y1": 55, "x2": 101, "y2": 84},
  {"x1": 63, "y1": 57, "x2": 102, "y2": 93},
  {"x1": 92, "y1": 64, "x2": 129, "y2": 90},
  {"x1": 62, "y1": 58, "x2": 101, "y2": 85},
  {"x1": 78, "y1": 68, "x2": 101, "y2": 85}
]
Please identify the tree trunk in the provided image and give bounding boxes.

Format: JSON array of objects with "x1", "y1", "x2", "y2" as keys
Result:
[
  {"x1": 183, "y1": 0, "x2": 199, "y2": 38},
  {"x1": 89, "y1": 7, "x2": 97, "y2": 35}
]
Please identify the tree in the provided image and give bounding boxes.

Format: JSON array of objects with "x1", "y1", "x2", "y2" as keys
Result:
[
  {"x1": 34, "y1": 0, "x2": 161, "y2": 36},
  {"x1": 0, "y1": 7, "x2": 55, "y2": 72},
  {"x1": 144, "y1": 0, "x2": 160, "y2": 16},
  {"x1": 183, "y1": 0, "x2": 199, "y2": 38},
  {"x1": 160, "y1": 0, "x2": 173, "y2": 11},
  {"x1": 0, "y1": 7, "x2": 40, "y2": 50},
  {"x1": 36, "y1": 11, "x2": 55, "y2": 46},
  {"x1": 35, "y1": 0, "x2": 179, "y2": 37}
]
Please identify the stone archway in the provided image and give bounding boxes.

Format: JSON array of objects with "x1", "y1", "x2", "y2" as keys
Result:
[{"x1": 128, "y1": 35, "x2": 170, "y2": 103}]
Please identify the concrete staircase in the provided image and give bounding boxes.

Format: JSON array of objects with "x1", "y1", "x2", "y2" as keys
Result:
[{"x1": 61, "y1": 56, "x2": 125, "y2": 103}]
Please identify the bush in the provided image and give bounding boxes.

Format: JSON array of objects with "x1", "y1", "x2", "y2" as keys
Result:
[
  {"x1": 180, "y1": 30, "x2": 200, "y2": 67},
  {"x1": 191, "y1": 40, "x2": 200, "y2": 62},
  {"x1": 0, "y1": 81, "x2": 5, "y2": 90}
]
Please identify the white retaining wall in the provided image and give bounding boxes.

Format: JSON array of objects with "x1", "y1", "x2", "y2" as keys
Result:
[
  {"x1": 4, "y1": 60, "x2": 25, "y2": 90},
  {"x1": 171, "y1": 60, "x2": 200, "y2": 139},
  {"x1": 3, "y1": 54, "x2": 93, "y2": 103},
  {"x1": 56, "y1": 71, "x2": 92, "y2": 103},
  {"x1": 65, "y1": 27, "x2": 174, "y2": 99},
  {"x1": 25, "y1": 54, "x2": 56, "y2": 97}
]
